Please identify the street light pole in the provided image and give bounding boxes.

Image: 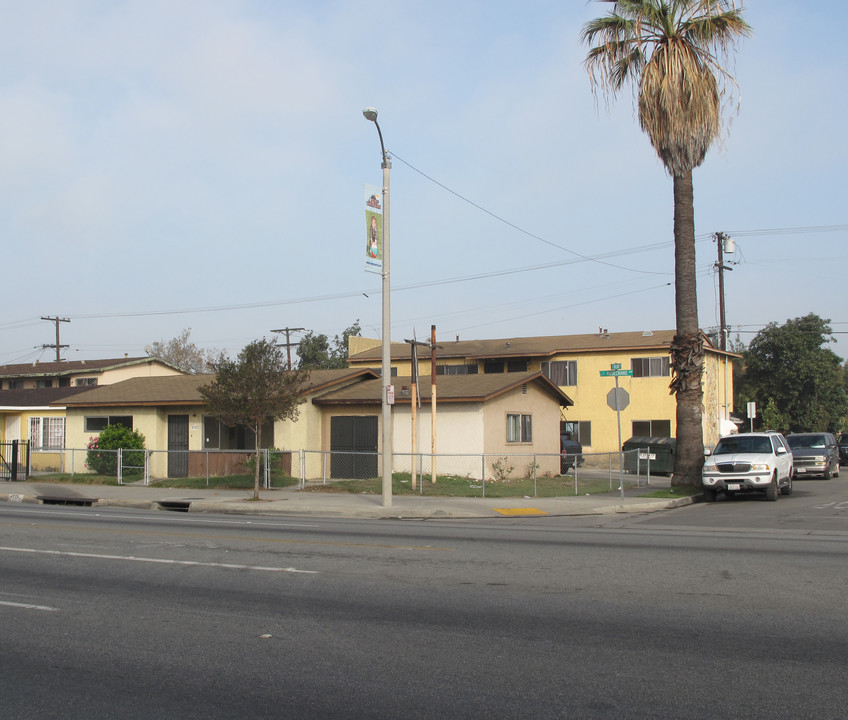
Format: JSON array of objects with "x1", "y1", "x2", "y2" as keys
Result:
[{"x1": 363, "y1": 107, "x2": 393, "y2": 508}]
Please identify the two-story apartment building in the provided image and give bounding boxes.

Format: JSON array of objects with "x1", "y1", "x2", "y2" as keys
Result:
[
  {"x1": 347, "y1": 329, "x2": 738, "y2": 454},
  {"x1": 0, "y1": 356, "x2": 185, "y2": 471}
]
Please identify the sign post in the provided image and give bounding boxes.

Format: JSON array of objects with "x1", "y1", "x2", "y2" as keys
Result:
[{"x1": 601, "y1": 364, "x2": 633, "y2": 499}]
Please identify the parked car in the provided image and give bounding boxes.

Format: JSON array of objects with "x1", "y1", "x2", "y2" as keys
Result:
[
  {"x1": 701, "y1": 431, "x2": 794, "y2": 502},
  {"x1": 839, "y1": 433, "x2": 848, "y2": 466},
  {"x1": 785, "y1": 433, "x2": 840, "y2": 479},
  {"x1": 560, "y1": 435, "x2": 584, "y2": 473}
]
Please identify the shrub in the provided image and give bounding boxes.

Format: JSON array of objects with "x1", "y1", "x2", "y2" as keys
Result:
[{"x1": 86, "y1": 424, "x2": 146, "y2": 476}]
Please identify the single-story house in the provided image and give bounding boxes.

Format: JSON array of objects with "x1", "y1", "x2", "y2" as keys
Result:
[{"x1": 52, "y1": 368, "x2": 572, "y2": 481}]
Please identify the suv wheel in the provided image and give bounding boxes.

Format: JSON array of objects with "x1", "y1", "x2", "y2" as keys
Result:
[
  {"x1": 780, "y1": 475, "x2": 793, "y2": 496},
  {"x1": 765, "y1": 475, "x2": 779, "y2": 502}
]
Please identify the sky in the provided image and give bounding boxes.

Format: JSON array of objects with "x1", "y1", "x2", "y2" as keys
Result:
[{"x1": 1, "y1": 0, "x2": 846, "y2": 368}]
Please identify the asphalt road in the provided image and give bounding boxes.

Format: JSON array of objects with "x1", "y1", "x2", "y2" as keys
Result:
[{"x1": 1, "y1": 480, "x2": 846, "y2": 719}]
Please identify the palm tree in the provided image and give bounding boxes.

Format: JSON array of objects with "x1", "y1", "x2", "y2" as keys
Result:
[{"x1": 582, "y1": 1, "x2": 751, "y2": 487}]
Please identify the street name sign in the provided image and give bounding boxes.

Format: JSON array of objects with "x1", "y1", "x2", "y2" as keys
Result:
[{"x1": 600, "y1": 369, "x2": 633, "y2": 377}]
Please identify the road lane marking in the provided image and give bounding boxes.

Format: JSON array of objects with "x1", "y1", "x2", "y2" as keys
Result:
[
  {"x1": 0, "y1": 519, "x2": 453, "y2": 552},
  {"x1": 0, "y1": 600, "x2": 58, "y2": 611},
  {"x1": 0, "y1": 546, "x2": 317, "y2": 574}
]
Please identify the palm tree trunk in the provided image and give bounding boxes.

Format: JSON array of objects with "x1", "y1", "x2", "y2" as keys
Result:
[{"x1": 671, "y1": 171, "x2": 705, "y2": 487}]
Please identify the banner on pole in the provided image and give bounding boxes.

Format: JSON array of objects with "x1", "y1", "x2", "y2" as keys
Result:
[{"x1": 364, "y1": 184, "x2": 383, "y2": 274}]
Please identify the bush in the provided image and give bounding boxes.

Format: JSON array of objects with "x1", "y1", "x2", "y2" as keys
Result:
[{"x1": 86, "y1": 424, "x2": 146, "y2": 476}]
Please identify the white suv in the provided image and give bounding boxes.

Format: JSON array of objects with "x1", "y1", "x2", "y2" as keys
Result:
[{"x1": 702, "y1": 431, "x2": 794, "y2": 502}]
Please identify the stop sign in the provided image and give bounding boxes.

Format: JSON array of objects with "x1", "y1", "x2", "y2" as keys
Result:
[{"x1": 607, "y1": 387, "x2": 630, "y2": 411}]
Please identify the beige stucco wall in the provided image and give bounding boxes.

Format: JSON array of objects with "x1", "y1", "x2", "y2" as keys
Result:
[
  {"x1": 315, "y1": 382, "x2": 563, "y2": 480},
  {"x1": 480, "y1": 383, "x2": 562, "y2": 478},
  {"x1": 99, "y1": 362, "x2": 184, "y2": 384},
  {"x1": 65, "y1": 405, "x2": 203, "y2": 477}
]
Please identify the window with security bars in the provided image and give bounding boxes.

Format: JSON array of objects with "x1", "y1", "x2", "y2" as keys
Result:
[
  {"x1": 84, "y1": 416, "x2": 133, "y2": 433},
  {"x1": 631, "y1": 356, "x2": 670, "y2": 377},
  {"x1": 507, "y1": 413, "x2": 532, "y2": 443},
  {"x1": 632, "y1": 420, "x2": 672, "y2": 437},
  {"x1": 29, "y1": 417, "x2": 65, "y2": 450},
  {"x1": 541, "y1": 360, "x2": 577, "y2": 386}
]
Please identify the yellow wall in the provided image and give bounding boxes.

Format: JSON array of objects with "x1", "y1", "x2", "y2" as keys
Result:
[{"x1": 2, "y1": 408, "x2": 67, "y2": 471}]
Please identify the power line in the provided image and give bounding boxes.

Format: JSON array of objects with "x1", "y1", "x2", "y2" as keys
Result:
[{"x1": 390, "y1": 150, "x2": 668, "y2": 276}]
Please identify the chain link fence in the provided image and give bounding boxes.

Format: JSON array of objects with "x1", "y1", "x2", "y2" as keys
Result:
[{"x1": 32, "y1": 446, "x2": 669, "y2": 497}]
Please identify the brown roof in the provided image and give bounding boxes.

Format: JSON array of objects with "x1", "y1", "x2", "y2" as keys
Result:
[
  {"x1": 54, "y1": 368, "x2": 381, "y2": 408},
  {"x1": 0, "y1": 387, "x2": 95, "y2": 408},
  {"x1": 312, "y1": 372, "x2": 573, "y2": 407},
  {"x1": 55, "y1": 374, "x2": 215, "y2": 407},
  {"x1": 0, "y1": 356, "x2": 183, "y2": 379},
  {"x1": 347, "y1": 329, "x2": 731, "y2": 362}
]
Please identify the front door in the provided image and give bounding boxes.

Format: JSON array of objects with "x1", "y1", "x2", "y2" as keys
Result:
[
  {"x1": 330, "y1": 416, "x2": 378, "y2": 479},
  {"x1": 168, "y1": 415, "x2": 189, "y2": 478}
]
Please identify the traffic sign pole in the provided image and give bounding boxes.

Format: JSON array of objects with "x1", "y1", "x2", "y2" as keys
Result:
[
  {"x1": 600, "y1": 364, "x2": 630, "y2": 500},
  {"x1": 614, "y1": 375, "x2": 624, "y2": 500}
]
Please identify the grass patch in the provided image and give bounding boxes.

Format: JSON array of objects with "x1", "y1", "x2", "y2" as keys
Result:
[
  {"x1": 301, "y1": 472, "x2": 618, "y2": 498},
  {"x1": 27, "y1": 473, "x2": 123, "y2": 486},
  {"x1": 149, "y1": 474, "x2": 299, "y2": 490}
]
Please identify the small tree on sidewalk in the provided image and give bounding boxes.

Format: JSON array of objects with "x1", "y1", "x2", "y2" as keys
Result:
[{"x1": 199, "y1": 339, "x2": 308, "y2": 499}]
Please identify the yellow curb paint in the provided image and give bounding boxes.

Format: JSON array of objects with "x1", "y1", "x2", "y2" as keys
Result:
[{"x1": 493, "y1": 508, "x2": 549, "y2": 516}]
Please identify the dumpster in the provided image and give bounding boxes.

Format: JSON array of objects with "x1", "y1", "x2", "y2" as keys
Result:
[{"x1": 622, "y1": 436, "x2": 677, "y2": 475}]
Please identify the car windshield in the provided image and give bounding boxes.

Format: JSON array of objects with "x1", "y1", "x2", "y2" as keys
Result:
[
  {"x1": 714, "y1": 436, "x2": 773, "y2": 455},
  {"x1": 787, "y1": 435, "x2": 825, "y2": 449}
]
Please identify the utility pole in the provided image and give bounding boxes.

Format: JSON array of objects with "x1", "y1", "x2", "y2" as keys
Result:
[
  {"x1": 41, "y1": 316, "x2": 70, "y2": 362},
  {"x1": 403, "y1": 337, "x2": 427, "y2": 490},
  {"x1": 714, "y1": 233, "x2": 734, "y2": 351},
  {"x1": 430, "y1": 325, "x2": 439, "y2": 484},
  {"x1": 271, "y1": 327, "x2": 305, "y2": 370}
]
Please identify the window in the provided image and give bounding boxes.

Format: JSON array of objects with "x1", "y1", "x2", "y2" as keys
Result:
[
  {"x1": 484, "y1": 361, "x2": 504, "y2": 374},
  {"x1": 631, "y1": 356, "x2": 670, "y2": 377},
  {"x1": 203, "y1": 416, "x2": 273, "y2": 450},
  {"x1": 562, "y1": 421, "x2": 591, "y2": 446},
  {"x1": 632, "y1": 420, "x2": 671, "y2": 437},
  {"x1": 75, "y1": 378, "x2": 98, "y2": 387},
  {"x1": 84, "y1": 416, "x2": 133, "y2": 433},
  {"x1": 506, "y1": 360, "x2": 529, "y2": 373},
  {"x1": 7, "y1": 380, "x2": 23, "y2": 389},
  {"x1": 36, "y1": 379, "x2": 53, "y2": 389},
  {"x1": 542, "y1": 360, "x2": 577, "y2": 386},
  {"x1": 507, "y1": 413, "x2": 532, "y2": 443},
  {"x1": 29, "y1": 417, "x2": 65, "y2": 450},
  {"x1": 436, "y1": 364, "x2": 478, "y2": 376}
]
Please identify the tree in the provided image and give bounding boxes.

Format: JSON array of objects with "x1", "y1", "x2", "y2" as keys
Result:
[
  {"x1": 86, "y1": 424, "x2": 146, "y2": 477},
  {"x1": 735, "y1": 314, "x2": 848, "y2": 433},
  {"x1": 582, "y1": 1, "x2": 751, "y2": 487},
  {"x1": 198, "y1": 339, "x2": 308, "y2": 498},
  {"x1": 297, "y1": 320, "x2": 361, "y2": 370},
  {"x1": 145, "y1": 328, "x2": 224, "y2": 374}
]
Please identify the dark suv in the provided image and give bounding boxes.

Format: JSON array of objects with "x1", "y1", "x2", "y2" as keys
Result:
[
  {"x1": 560, "y1": 436, "x2": 584, "y2": 473},
  {"x1": 839, "y1": 433, "x2": 848, "y2": 466},
  {"x1": 786, "y1": 433, "x2": 840, "y2": 479}
]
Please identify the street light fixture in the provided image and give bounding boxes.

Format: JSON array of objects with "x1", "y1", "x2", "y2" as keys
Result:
[{"x1": 363, "y1": 107, "x2": 393, "y2": 508}]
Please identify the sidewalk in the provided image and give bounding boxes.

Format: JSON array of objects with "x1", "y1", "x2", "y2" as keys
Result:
[{"x1": 0, "y1": 477, "x2": 697, "y2": 519}]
